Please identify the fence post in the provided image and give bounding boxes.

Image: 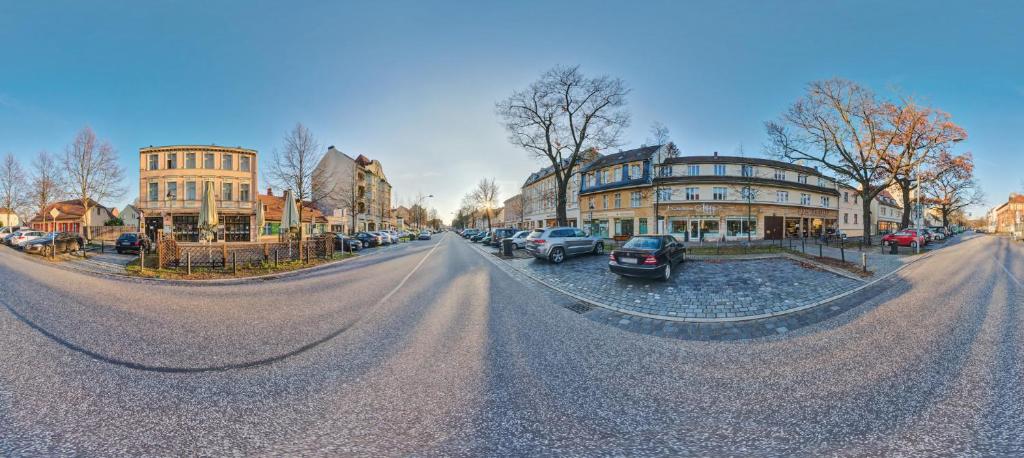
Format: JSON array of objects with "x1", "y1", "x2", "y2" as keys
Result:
[
  {"x1": 274, "y1": 250, "x2": 279, "y2": 268},
  {"x1": 802, "y1": 237, "x2": 806, "y2": 253},
  {"x1": 840, "y1": 240, "x2": 845, "y2": 263},
  {"x1": 232, "y1": 252, "x2": 236, "y2": 275},
  {"x1": 140, "y1": 249, "x2": 145, "y2": 273},
  {"x1": 862, "y1": 253, "x2": 868, "y2": 272},
  {"x1": 187, "y1": 252, "x2": 191, "y2": 276},
  {"x1": 819, "y1": 243, "x2": 822, "y2": 258},
  {"x1": 221, "y1": 244, "x2": 228, "y2": 269},
  {"x1": 101, "y1": 240, "x2": 105, "y2": 253}
]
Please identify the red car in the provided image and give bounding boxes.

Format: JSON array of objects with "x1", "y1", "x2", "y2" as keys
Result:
[{"x1": 882, "y1": 230, "x2": 926, "y2": 248}]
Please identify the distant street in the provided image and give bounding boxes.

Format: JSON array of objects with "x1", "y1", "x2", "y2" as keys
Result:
[{"x1": 1, "y1": 233, "x2": 1022, "y2": 455}]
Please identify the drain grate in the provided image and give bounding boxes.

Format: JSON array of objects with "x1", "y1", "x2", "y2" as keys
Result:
[{"x1": 563, "y1": 301, "x2": 593, "y2": 314}]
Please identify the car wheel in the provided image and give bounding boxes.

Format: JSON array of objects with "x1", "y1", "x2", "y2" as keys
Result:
[
  {"x1": 593, "y1": 242, "x2": 604, "y2": 255},
  {"x1": 662, "y1": 263, "x2": 672, "y2": 281},
  {"x1": 549, "y1": 247, "x2": 565, "y2": 264}
]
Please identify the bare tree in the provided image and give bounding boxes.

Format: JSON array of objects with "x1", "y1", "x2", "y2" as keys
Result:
[
  {"x1": 0, "y1": 153, "x2": 28, "y2": 222},
  {"x1": 765, "y1": 78, "x2": 901, "y2": 244},
  {"x1": 922, "y1": 152, "x2": 984, "y2": 227},
  {"x1": 62, "y1": 126, "x2": 126, "y2": 240},
  {"x1": 29, "y1": 151, "x2": 65, "y2": 219},
  {"x1": 469, "y1": 178, "x2": 500, "y2": 232},
  {"x1": 646, "y1": 122, "x2": 680, "y2": 158},
  {"x1": 497, "y1": 65, "x2": 630, "y2": 226},
  {"x1": 267, "y1": 123, "x2": 324, "y2": 238}
]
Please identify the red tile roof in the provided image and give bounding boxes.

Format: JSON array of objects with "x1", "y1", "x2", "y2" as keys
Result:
[{"x1": 257, "y1": 194, "x2": 327, "y2": 223}]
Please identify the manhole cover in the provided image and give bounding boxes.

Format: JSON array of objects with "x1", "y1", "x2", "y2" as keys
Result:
[{"x1": 563, "y1": 301, "x2": 593, "y2": 314}]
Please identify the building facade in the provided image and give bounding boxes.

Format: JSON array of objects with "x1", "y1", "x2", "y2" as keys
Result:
[
  {"x1": 138, "y1": 145, "x2": 258, "y2": 242},
  {"x1": 120, "y1": 204, "x2": 141, "y2": 229},
  {"x1": 503, "y1": 194, "x2": 524, "y2": 229},
  {"x1": 994, "y1": 193, "x2": 1024, "y2": 235},
  {"x1": 257, "y1": 190, "x2": 328, "y2": 240},
  {"x1": 521, "y1": 159, "x2": 591, "y2": 229},
  {"x1": 29, "y1": 199, "x2": 114, "y2": 235},
  {"x1": 314, "y1": 146, "x2": 393, "y2": 233},
  {"x1": 579, "y1": 145, "x2": 666, "y2": 239},
  {"x1": 836, "y1": 184, "x2": 865, "y2": 237},
  {"x1": 871, "y1": 190, "x2": 902, "y2": 235},
  {"x1": 0, "y1": 208, "x2": 18, "y2": 227},
  {"x1": 653, "y1": 154, "x2": 840, "y2": 241}
]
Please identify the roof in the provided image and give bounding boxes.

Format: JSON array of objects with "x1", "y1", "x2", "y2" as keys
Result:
[
  {"x1": 876, "y1": 190, "x2": 901, "y2": 208},
  {"x1": 29, "y1": 199, "x2": 110, "y2": 222},
  {"x1": 523, "y1": 159, "x2": 572, "y2": 187},
  {"x1": 139, "y1": 145, "x2": 257, "y2": 154},
  {"x1": 663, "y1": 155, "x2": 825, "y2": 176},
  {"x1": 580, "y1": 145, "x2": 662, "y2": 173},
  {"x1": 258, "y1": 194, "x2": 328, "y2": 223}
]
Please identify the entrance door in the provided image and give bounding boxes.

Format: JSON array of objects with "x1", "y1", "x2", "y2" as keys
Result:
[
  {"x1": 144, "y1": 217, "x2": 163, "y2": 242},
  {"x1": 689, "y1": 220, "x2": 700, "y2": 241},
  {"x1": 764, "y1": 216, "x2": 784, "y2": 240}
]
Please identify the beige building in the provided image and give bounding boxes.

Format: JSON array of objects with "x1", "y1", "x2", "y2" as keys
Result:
[
  {"x1": 138, "y1": 145, "x2": 258, "y2": 242},
  {"x1": 994, "y1": 193, "x2": 1024, "y2": 235},
  {"x1": 522, "y1": 153, "x2": 598, "y2": 229},
  {"x1": 503, "y1": 194, "x2": 524, "y2": 228},
  {"x1": 836, "y1": 184, "x2": 864, "y2": 237},
  {"x1": 0, "y1": 208, "x2": 18, "y2": 227},
  {"x1": 870, "y1": 190, "x2": 902, "y2": 235},
  {"x1": 314, "y1": 146, "x2": 394, "y2": 233},
  {"x1": 579, "y1": 145, "x2": 666, "y2": 239}
]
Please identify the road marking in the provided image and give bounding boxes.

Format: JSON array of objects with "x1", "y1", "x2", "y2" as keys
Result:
[{"x1": 374, "y1": 232, "x2": 445, "y2": 305}]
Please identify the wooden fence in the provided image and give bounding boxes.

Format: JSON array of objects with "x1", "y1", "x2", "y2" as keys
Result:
[{"x1": 156, "y1": 237, "x2": 333, "y2": 270}]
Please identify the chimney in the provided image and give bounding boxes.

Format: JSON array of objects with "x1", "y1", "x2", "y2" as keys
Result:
[
  {"x1": 266, "y1": 187, "x2": 273, "y2": 196},
  {"x1": 713, "y1": 151, "x2": 718, "y2": 157}
]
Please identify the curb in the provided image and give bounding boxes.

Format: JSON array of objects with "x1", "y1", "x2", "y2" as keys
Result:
[{"x1": 471, "y1": 236, "x2": 974, "y2": 323}]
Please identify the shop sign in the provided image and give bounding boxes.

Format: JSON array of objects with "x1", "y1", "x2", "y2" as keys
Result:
[{"x1": 667, "y1": 204, "x2": 719, "y2": 215}]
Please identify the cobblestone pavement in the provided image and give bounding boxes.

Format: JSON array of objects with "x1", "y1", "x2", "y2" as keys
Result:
[{"x1": 498, "y1": 249, "x2": 860, "y2": 320}]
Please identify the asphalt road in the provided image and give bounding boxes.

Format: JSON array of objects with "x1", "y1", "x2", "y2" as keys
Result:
[{"x1": 0, "y1": 232, "x2": 1021, "y2": 455}]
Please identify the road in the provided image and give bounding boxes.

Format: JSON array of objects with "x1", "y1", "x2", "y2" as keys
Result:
[{"x1": 0, "y1": 232, "x2": 1022, "y2": 455}]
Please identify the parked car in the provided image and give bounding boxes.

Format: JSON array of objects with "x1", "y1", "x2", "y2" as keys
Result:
[
  {"x1": 0, "y1": 226, "x2": 26, "y2": 237},
  {"x1": 333, "y1": 234, "x2": 362, "y2": 252},
  {"x1": 372, "y1": 231, "x2": 391, "y2": 245},
  {"x1": 470, "y1": 232, "x2": 488, "y2": 242},
  {"x1": 609, "y1": 235, "x2": 686, "y2": 280},
  {"x1": 418, "y1": 230, "x2": 431, "y2": 240},
  {"x1": 524, "y1": 227, "x2": 604, "y2": 263},
  {"x1": 928, "y1": 227, "x2": 947, "y2": 240},
  {"x1": 508, "y1": 230, "x2": 530, "y2": 249},
  {"x1": 9, "y1": 230, "x2": 46, "y2": 248},
  {"x1": 115, "y1": 232, "x2": 152, "y2": 254},
  {"x1": 354, "y1": 231, "x2": 381, "y2": 247},
  {"x1": 462, "y1": 229, "x2": 480, "y2": 239},
  {"x1": 490, "y1": 228, "x2": 517, "y2": 246},
  {"x1": 882, "y1": 230, "x2": 926, "y2": 248},
  {"x1": 23, "y1": 232, "x2": 85, "y2": 255}
]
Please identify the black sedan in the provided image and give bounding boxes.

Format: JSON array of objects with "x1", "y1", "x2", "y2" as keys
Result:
[
  {"x1": 115, "y1": 232, "x2": 151, "y2": 254},
  {"x1": 608, "y1": 235, "x2": 686, "y2": 280},
  {"x1": 23, "y1": 232, "x2": 85, "y2": 255},
  {"x1": 353, "y1": 231, "x2": 381, "y2": 248},
  {"x1": 333, "y1": 234, "x2": 362, "y2": 252}
]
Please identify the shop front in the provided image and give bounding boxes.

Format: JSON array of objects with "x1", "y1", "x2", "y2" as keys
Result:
[{"x1": 658, "y1": 203, "x2": 837, "y2": 242}]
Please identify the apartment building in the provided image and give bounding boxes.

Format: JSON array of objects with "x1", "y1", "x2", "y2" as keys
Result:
[{"x1": 314, "y1": 146, "x2": 394, "y2": 233}]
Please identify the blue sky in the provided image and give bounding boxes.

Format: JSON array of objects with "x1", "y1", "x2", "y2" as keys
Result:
[{"x1": 1, "y1": 1, "x2": 1021, "y2": 219}]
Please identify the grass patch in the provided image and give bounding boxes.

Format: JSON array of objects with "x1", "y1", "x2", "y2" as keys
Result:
[{"x1": 124, "y1": 252, "x2": 356, "y2": 280}]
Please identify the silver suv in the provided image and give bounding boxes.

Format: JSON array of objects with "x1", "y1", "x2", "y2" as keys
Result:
[{"x1": 524, "y1": 227, "x2": 604, "y2": 263}]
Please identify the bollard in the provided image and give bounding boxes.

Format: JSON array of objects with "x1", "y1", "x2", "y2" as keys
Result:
[
  {"x1": 819, "y1": 243, "x2": 823, "y2": 258},
  {"x1": 187, "y1": 252, "x2": 192, "y2": 276},
  {"x1": 274, "y1": 250, "x2": 279, "y2": 268},
  {"x1": 140, "y1": 249, "x2": 145, "y2": 273},
  {"x1": 862, "y1": 252, "x2": 868, "y2": 272},
  {"x1": 232, "y1": 252, "x2": 237, "y2": 274},
  {"x1": 802, "y1": 237, "x2": 806, "y2": 253},
  {"x1": 840, "y1": 242, "x2": 845, "y2": 263}
]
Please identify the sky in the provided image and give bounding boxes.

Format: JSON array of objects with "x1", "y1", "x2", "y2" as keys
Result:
[{"x1": 1, "y1": 0, "x2": 1022, "y2": 221}]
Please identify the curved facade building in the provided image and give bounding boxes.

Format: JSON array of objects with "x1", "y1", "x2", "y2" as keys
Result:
[{"x1": 653, "y1": 155, "x2": 840, "y2": 241}]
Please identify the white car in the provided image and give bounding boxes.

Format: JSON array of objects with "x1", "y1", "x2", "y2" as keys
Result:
[
  {"x1": 11, "y1": 230, "x2": 46, "y2": 247},
  {"x1": 509, "y1": 230, "x2": 530, "y2": 249}
]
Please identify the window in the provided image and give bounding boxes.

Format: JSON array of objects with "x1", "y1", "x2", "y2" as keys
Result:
[
  {"x1": 222, "y1": 183, "x2": 233, "y2": 201},
  {"x1": 821, "y1": 196, "x2": 831, "y2": 208},
  {"x1": 185, "y1": 153, "x2": 196, "y2": 168},
  {"x1": 614, "y1": 193, "x2": 621, "y2": 208},
  {"x1": 602, "y1": 195, "x2": 608, "y2": 209},
  {"x1": 713, "y1": 187, "x2": 727, "y2": 200},
  {"x1": 166, "y1": 153, "x2": 177, "y2": 169},
  {"x1": 240, "y1": 183, "x2": 250, "y2": 201},
  {"x1": 685, "y1": 187, "x2": 699, "y2": 201},
  {"x1": 166, "y1": 182, "x2": 177, "y2": 200},
  {"x1": 777, "y1": 191, "x2": 789, "y2": 203},
  {"x1": 800, "y1": 193, "x2": 811, "y2": 205},
  {"x1": 688, "y1": 165, "x2": 700, "y2": 176},
  {"x1": 742, "y1": 165, "x2": 754, "y2": 177},
  {"x1": 797, "y1": 174, "x2": 808, "y2": 184},
  {"x1": 148, "y1": 182, "x2": 158, "y2": 201},
  {"x1": 630, "y1": 191, "x2": 641, "y2": 208},
  {"x1": 818, "y1": 178, "x2": 827, "y2": 187},
  {"x1": 588, "y1": 197, "x2": 595, "y2": 210},
  {"x1": 844, "y1": 213, "x2": 849, "y2": 224},
  {"x1": 601, "y1": 169, "x2": 609, "y2": 184},
  {"x1": 203, "y1": 153, "x2": 215, "y2": 169},
  {"x1": 148, "y1": 154, "x2": 159, "y2": 170},
  {"x1": 774, "y1": 169, "x2": 786, "y2": 180},
  {"x1": 630, "y1": 164, "x2": 640, "y2": 178},
  {"x1": 185, "y1": 181, "x2": 197, "y2": 200},
  {"x1": 658, "y1": 188, "x2": 672, "y2": 201},
  {"x1": 843, "y1": 192, "x2": 849, "y2": 203},
  {"x1": 740, "y1": 186, "x2": 754, "y2": 201},
  {"x1": 714, "y1": 164, "x2": 726, "y2": 176},
  {"x1": 854, "y1": 195, "x2": 858, "y2": 204},
  {"x1": 222, "y1": 154, "x2": 233, "y2": 170},
  {"x1": 726, "y1": 217, "x2": 757, "y2": 236},
  {"x1": 658, "y1": 165, "x2": 673, "y2": 177},
  {"x1": 639, "y1": 218, "x2": 648, "y2": 234},
  {"x1": 854, "y1": 214, "x2": 858, "y2": 224},
  {"x1": 240, "y1": 156, "x2": 250, "y2": 172}
]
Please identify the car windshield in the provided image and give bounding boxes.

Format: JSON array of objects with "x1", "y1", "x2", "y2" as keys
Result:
[
  {"x1": 622, "y1": 237, "x2": 662, "y2": 250},
  {"x1": 514, "y1": 231, "x2": 528, "y2": 238},
  {"x1": 120, "y1": 234, "x2": 138, "y2": 241}
]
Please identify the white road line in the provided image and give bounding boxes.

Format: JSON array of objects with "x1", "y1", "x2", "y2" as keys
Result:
[
  {"x1": 997, "y1": 258, "x2": 1023, "y2": 288},
  {"x1": 375, "y1": 232, "x2": 446, "y2": 305}
]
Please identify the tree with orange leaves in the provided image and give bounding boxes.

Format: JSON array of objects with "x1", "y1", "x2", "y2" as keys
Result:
[
  {"x1": 882, "y1": 100, "x2": 967, "y2": 228},
  {"x1": 921, "y1": 151, "x2": 984, "y2": 227}
]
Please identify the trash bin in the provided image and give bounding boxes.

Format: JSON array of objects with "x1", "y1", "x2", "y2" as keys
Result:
[
  {"x1": 888, "y1": 241, "x2": 898, "y2": 255},
  {"x1": 501, "y1": 238, "x2": 514, "y2": 257}
]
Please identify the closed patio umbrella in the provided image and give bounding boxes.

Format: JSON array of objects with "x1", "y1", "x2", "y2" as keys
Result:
[
  {"x1": 198, "y1": 181, "x2": 219, "y2": 242},
  {"x1": 280, "y1": 189, "x2": 301, "y2": 239}
]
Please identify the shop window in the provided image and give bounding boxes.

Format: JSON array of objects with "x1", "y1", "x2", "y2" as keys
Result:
[
  {"x1": 726, "y1": 217, "x2": 757, "y2": 236},
  {"x1": 639, "y1": 218, "x2": 648, "y2": 234}
]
